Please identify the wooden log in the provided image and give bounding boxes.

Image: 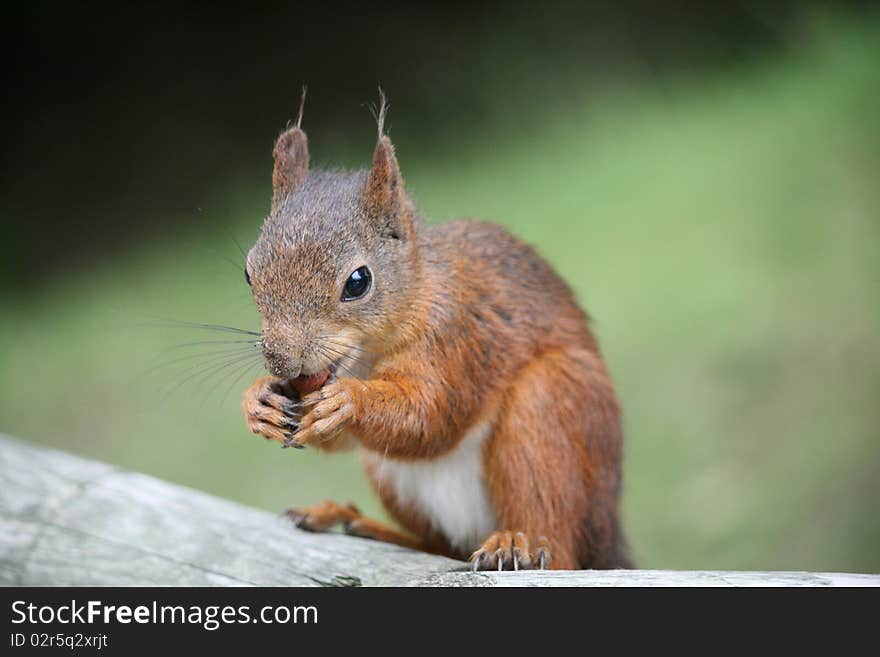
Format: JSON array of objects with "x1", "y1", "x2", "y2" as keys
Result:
[{"x1": 1, "y1": 434, "x2": 877, "y2": 587}]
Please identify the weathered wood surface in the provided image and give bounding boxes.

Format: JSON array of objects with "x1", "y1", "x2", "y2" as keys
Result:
[{"x1": 1, "y1": 434, "x2": 877, "y2": 587}]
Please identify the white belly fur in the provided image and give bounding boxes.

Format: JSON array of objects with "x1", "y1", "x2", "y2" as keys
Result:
[{"x1": 363, "y1": 421, "x2": 497, "y2": 553}]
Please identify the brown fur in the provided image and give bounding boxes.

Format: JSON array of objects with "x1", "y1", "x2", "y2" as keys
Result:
[{"x1": 241, "y1": 100, "x2": 630, "y2": 570}]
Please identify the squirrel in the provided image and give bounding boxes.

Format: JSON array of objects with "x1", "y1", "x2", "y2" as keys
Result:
[{"x1": 241, "y1": 92, "x2": 631, "y2": 570}]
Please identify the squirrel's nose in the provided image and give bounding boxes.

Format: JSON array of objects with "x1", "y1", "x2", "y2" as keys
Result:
[{"x1": 262, "y1": 342, "x2": 301, "y2": 379}]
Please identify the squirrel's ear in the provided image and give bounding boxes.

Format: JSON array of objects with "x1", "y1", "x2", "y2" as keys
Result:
[
  {"x1": 363, "y1": 136, "x2": 413, "y2": 240},
  {"x1": 272, "y1": 127, "x2": 309, "y2": 207}
]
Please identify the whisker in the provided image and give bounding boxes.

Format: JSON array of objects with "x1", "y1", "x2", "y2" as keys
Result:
[
  {"x1": 316, "y1": 343, "x2": 363, "y2": 370},
  {"x1": 322, "y1": 341, "x2": 372, "y2": 356},
  {"x1": 315, "y1": 345, "x2": 364, "y2": 380},
  {"x1": 161, "y1": 345, "x2": 259, "y2": 360},
  {"x1": 137, "y1": 319, "x2": 262, "y2": 337},
  {"x1": 317, "y1": 341, "x2": 373, "y2": 369},
  {"x1": 199, "y1": 355, "x2": 264, "y2": 406},
  {"x1": 146, "y1": 346, "x2": 261, "y2": 378},
  {"x1": 334, "y1": 360, "x2": 361, "y2": 380},
  {"x1": 221, "y1": 359, "x2": 266, "y2": 407},
  {"x1": 196, "y1": 244, "x2": 246, "y2": 275},
  {"x1": 321, "y1": 338, "x2": 376, "y2": 357},
  {"x1": 224, "y1": 227, "x2": 249, "y2": 260},
  {"x1": 171, "y1": 354, "x2": 263, "y2": 404},
  {"x1": 320, "y1": 336, "x2": 374, "y2": 355},
  {"x1": 156, "y1": 354, "x2": 254, "y2": 399},
  {"x1": 159, "y1": 351, "x2": 262, "y2": 402},
  {"x1": 165, "y1": 339, "x2": 261, "y2": 350}
]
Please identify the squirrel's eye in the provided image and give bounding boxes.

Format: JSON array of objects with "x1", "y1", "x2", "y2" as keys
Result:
[
  {"x1": 342, "y1": 266, "x2": 372, "y2": 301},
  {"x1": 244, "y1": 269, "x2": 252, "y2": 286}
]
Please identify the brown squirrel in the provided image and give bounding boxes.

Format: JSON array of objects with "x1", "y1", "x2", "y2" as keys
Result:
[{"x1": 241, "y1": 93, "x2": 630, "y2": 570}]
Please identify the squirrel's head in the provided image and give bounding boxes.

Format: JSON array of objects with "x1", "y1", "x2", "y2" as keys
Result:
[{"x1": 245, "y1": 95, "x2": 420, "y2": 393}]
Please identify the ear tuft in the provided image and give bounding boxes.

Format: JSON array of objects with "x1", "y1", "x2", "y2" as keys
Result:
[
  {"x1": 271, "y1": 87, "x2": 309, "y2": 207},
  {"x1": 364, "y1": 135, "x2": 401, "y2": 222},
  {"x1": 363, "y1": 92, "x2": 413, "y2": 240},
  {"x1": 373, "y1": 86, "x2": 388, "y2": 140},
  {"x1": 295, "y1": 85, "x2": 307, "y2": 129},
  {"x1": 363, "y1": 133, "x2": 414, "y2": 241}
]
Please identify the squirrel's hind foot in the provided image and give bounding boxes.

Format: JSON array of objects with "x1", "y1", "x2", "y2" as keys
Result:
[
  {"x1": 469, "y1": 531, "x2": 551, "y2": 571},
  {"x1": 284, "y1": 500, "x2": 361, "y2": 532},
  {"x1": 284, "y1": 500, "x2": 423, "y2": 551}
]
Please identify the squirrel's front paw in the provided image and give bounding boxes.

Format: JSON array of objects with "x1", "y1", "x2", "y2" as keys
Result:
[
  {"x1": 242, "y1": 376, "x2": 303, "y2": 448},
  {"x1": 293, "y1": 379, "x2": 359, "y2": 447}
]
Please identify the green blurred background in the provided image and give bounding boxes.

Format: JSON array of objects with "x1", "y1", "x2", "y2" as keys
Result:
[{"x1": 2, "y1": 2, "x2": 878, "y2": 572}]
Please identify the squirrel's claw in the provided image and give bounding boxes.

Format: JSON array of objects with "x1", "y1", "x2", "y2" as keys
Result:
[
  {"x1": 469, "y1": 531, "x2": 551, "y2": 572},
  {"x1": 283, "y1": 500, "x2": 362, "y2": 533},
  {"x1": 294, "y1": 380, "x2": 356, "y2": 447},
  {"x1": 243, "y1": 376, "x2": 305, "y2": 448}
]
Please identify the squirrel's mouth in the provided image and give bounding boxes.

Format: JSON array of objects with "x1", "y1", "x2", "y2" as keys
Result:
[{"x1": 286, "y1": 361, "x2": 338, "y2": 396}]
